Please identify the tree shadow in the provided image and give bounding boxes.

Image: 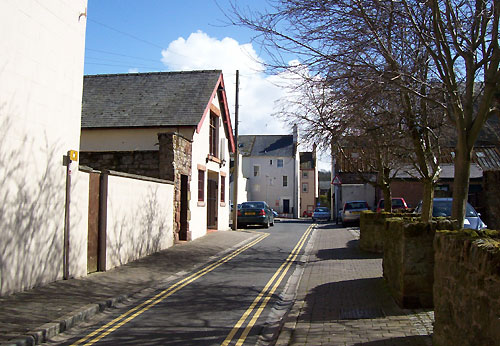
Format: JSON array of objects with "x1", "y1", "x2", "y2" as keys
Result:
[
  {"x1": 107, "y1": 184, "x2": 172, "y2": 270},
  {"x1": 315, "y1": 239, "x2": 383, "y2": 261},
  {"x1": 298, "y1": 278, "x2": 407, "y2": 321},
  {"x1": 0, "y1": 112, "x2": 82, "y2": 295}
]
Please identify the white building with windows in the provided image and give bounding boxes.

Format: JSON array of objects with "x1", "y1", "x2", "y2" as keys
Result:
[{"x1": 239, "y1": 128, "x2": 300, "y2": 218}]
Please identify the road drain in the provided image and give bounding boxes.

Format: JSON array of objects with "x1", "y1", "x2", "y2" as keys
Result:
[{"x1": 339, "y1": 308, "x2": 385, "y2": 319}]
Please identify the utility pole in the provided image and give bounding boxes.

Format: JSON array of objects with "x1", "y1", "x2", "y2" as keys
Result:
[{"x1": 232, "y1": 70, "x2": 239, "y2": 230}]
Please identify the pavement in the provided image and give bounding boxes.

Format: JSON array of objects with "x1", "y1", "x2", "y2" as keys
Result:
[
  {"x1": 275, "y1": 224, "x2": 434, "y2": 346},
  {"x1": 0, "y1": 225, "x2": 434, "y2": 346}
]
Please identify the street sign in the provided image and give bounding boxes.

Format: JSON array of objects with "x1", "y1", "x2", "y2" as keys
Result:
[{"x1": 332, "y1": 175, "x2": 342, "y2": 185}]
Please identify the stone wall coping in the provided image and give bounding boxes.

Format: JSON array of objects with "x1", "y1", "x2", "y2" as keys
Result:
[{"x1": 79, "y1": 165, "x2": 174, "y2": 185}]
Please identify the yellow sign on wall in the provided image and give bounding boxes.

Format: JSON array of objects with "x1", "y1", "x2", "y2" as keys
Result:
[{"x1": 69, "y1": 150, "x2": 78, "y2": 161}]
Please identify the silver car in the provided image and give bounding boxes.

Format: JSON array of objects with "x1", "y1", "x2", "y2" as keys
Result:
[
  {"x1": 415, "y1": 198, "x2": 487, "y2": 230},
  {"x1": 341, "y1": 200, "x2": 369, "y2": 226}
]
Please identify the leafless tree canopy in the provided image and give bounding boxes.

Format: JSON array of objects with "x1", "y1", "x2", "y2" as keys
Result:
[{"x1": 230, "y1": 0, "x2": 499, "y2": 224}]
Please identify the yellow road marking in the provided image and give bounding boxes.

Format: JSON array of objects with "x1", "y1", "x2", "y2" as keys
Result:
[
  {"x1": 221, "y1": 224, "x2": 315, "y2": 346},
  {"x1": 71, "y1": 232, "x2": 269, "y2": 346}
]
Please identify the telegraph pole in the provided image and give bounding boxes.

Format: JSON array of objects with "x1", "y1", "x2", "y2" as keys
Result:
[{"x1": 232, "y1": 70, "x2": 239, "y2": 230}]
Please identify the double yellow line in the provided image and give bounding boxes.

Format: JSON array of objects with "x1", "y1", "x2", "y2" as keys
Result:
[
  {"x1": 71, "y1": 232, "x2": 269, "y2": 346},
  {"x1": 221, "y1": 224, "x2": 315, "y2": 346}
]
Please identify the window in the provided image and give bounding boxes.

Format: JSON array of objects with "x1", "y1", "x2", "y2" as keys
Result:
[
  {"x1": 209, "y1": 112, "x2": 219, "y2": 157},
  {"x1": 220, "y1": 176, "x2": 225, "y2": 202},
  {"x1": 277, "y1": 159, "x2": 283, "y2": 167},
  {"x1": 302, "y1": 183, "x2": 308, "y2": 192},
  {"x1": 283, "y1": 175, "x2": 288, "y2": 187},
  {"x1": 253, "y1": 165, "x2": 260, "y2": 177},
  {"x1": 198, "y1": 170, "x2": 205, "y2": 201},
  {"x1": 302, "y1": 171, "x2": 309, "y2": 179}
]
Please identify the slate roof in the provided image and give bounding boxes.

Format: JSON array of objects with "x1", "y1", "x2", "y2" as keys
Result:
[
  {"x1": 238, "y1": 135, "x2": 295, "y2": 157},
  {"x1": 82, "y1": 70, "x2": 223, "y2": 128},
  {"x1": 336, "y1": 146, "x2": 500, "y2": 173}
]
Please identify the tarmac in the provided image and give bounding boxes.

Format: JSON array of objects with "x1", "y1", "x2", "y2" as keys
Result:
[{"x1": 0, "y1": 224, "x2": 434, "y2": 346}]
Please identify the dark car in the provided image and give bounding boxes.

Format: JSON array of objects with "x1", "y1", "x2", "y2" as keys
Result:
[
  {"x1": 312, "y1": 207, "x2": 331, "y2": 222},
  {"x1": 376, "y1": 198, "x2": 409, "y2": 212},
  {"x1": 414, "y1": 197, "x2": 487, "y2": 230},
  {"x1": 237, "y1": 201, "x2": 275, "y2": 228}
]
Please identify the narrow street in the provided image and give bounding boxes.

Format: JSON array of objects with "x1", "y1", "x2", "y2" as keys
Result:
[{"x1": 45, "y1": 221, "x2": 314, "y2": 346}]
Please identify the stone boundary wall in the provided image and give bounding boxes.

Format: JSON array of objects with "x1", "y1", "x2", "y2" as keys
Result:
[
  {"x1": 383, "y1": 218, "x2": 457, "y2": 308},
  {"x1": 360, "y1": 212, "x2": 417, "y2": 253},
  {"x1": 80, "y1": 151, "x2": 160, "y2": 179},
  {"x1": 433, "y1": 230, "x2": 500, "y2": 346}
]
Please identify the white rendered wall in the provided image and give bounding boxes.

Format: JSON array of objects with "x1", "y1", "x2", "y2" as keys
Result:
[
  {"x1": 105, "y1": 175, "x2": 174, "y2": 270},
  {"x1": 0, "y1": 0, "x2": 88, "y2": 295},
  {"x1": 80, "y1": 127, "x2": 194, "y2": 151},
  {"x1": 242, "y1": 155, "x2": 298, "y2": 215},
  {"x1": 190, "y1": 105, "x2": 231, "y2": 240}
]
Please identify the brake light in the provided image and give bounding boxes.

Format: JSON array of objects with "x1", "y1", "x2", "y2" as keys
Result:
[
  {"x1": 259, "y1": 209, "x2": 266, "y2": 216},
  {"x1": 237, "y1": 210, "x2": 242, "y2": 216}
]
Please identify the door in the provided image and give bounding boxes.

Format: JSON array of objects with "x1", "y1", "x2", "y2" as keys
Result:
[
  {"x1": 87, "y1": 172, "x2": 107, "y2": 273},
  {"x1": 179, "y1": 175, "x2": 188, "y2": 241},
  {"x1": 283, "y1": 199, "x2": 290, "y2": 214},
  {"x1": 87, "y1": 173, "x2": 100, "y2": 273},
  {"x1": 207, "y1": 174, "x2": 218, "y2": 229}
]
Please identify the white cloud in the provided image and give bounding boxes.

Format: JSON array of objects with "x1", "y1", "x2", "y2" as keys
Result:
[
  {"x1": 161, "y1": 30, "x2": 289, "y2": 135},
  {"x1": 160, "y1": 30, "x2": 331, "y2": 170},
  {"x1": 128, "y1": 68, "x2": 139, "y2": 73}
]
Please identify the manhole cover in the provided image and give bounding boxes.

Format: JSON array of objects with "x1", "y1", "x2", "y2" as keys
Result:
[{"x1": 339, "y1": 308, "x2": 385, "y2": 319}]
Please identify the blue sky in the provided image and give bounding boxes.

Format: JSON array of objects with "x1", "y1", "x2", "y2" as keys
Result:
[{"x1": 84, "y1": 0, "x2": 331, "y2": 170}]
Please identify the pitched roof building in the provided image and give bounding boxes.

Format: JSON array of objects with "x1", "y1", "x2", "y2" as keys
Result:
[
  {"x1": 80, "y1": 70, "x2": 235, "y2": 241},
  {"x1": 239, "y1": 128, "x2": 300, "y2": 218}
]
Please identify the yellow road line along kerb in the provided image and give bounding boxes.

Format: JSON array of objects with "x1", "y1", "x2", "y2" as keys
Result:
[
  {"x1": 221, "y1": 224, "x2": 315, "y2": 346},
  {"x1": 71, "y1": 232, "x2": 269, "y2": 346}
]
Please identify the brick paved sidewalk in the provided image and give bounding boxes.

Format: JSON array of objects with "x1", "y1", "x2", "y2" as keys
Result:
[{"x1": 276, "y1": 225, "x2": 433, "y2": 346}]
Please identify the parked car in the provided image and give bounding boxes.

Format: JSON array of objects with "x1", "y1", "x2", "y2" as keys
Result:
[
  {"x1": 414, "y1": 197, "x2": 487, "y2": 230},
  {"x1": 341, "y1": 200, "x2": 370, "y2": 225},
  {"x1": 237, "y1": 201, "x2": 275, "y2": 229},
  {"x1": 302, "y1": 210, "x2": 313, "y2": 218},
  {"x1": 376, "y1": 198, "x2": 409, "y2": 212},
  {"x1": 312, "y1": 207, "x2": 331, "y2": 222}
]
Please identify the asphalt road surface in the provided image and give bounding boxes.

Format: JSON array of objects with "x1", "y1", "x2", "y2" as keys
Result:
[{"x1": 46, "y1": 220, "x2": 315, "y2": 346}]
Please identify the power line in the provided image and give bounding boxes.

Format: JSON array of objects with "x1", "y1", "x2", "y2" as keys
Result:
[
  {"x1": 85, "y1": 62, "x2": 166, "y2": 70},
  {"x1": 87, "y1": 18, "x2": 164, "y2": 49},
  {"x1": 85, "y1": 48, "x2": 162, "y2": 63}
]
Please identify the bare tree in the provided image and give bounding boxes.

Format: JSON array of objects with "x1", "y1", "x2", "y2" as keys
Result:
[{"x1": 229, "y1": 0, "x2": 499, "y2": 225}]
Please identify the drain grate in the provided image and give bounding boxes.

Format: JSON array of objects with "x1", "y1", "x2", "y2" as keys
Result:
[{"x1": 339, "y1": 308, "x2": 385, "y2": 319}]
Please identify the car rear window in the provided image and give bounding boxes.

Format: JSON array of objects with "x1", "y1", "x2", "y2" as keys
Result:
[
  {"x1": 392, "y1": 199, "x2": 404, "y2": 207},
  {"x1": 242, "y1": 202, "x2": 265, "y2": 209},
  {"x1": 345, "y1": 202, "x2": 368, "y2": 210},
  {"x1": 315, "y1": 207, "x2": 329, "y2": 212}
]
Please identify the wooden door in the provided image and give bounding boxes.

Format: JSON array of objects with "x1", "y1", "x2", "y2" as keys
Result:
[
  {"x1": 87, "y1": 173, "x2": 100, "y2": 273},
  {"x1": 207, "y1": 178, "x2": 218, "y2": 229}
]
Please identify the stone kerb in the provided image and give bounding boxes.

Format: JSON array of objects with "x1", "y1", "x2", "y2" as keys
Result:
[
  {"x1": 433, "y1": 229, "x2": 500, "y2": 346},
  {"x1": 383, "y1": 217, "x2": 457, "y2": 308}
]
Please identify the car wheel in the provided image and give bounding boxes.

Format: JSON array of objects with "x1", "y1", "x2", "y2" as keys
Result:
[
  {"x1": 264, "y1": 219, "x2": 270, "y2": 229},
  {"x1": 270, "y1": 219, "x2": 274, "y2": 227}
]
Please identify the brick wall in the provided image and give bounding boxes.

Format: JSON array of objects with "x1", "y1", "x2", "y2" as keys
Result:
[{"x1": 433, "y1": 230, "x2": 500, "y2": 346}]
